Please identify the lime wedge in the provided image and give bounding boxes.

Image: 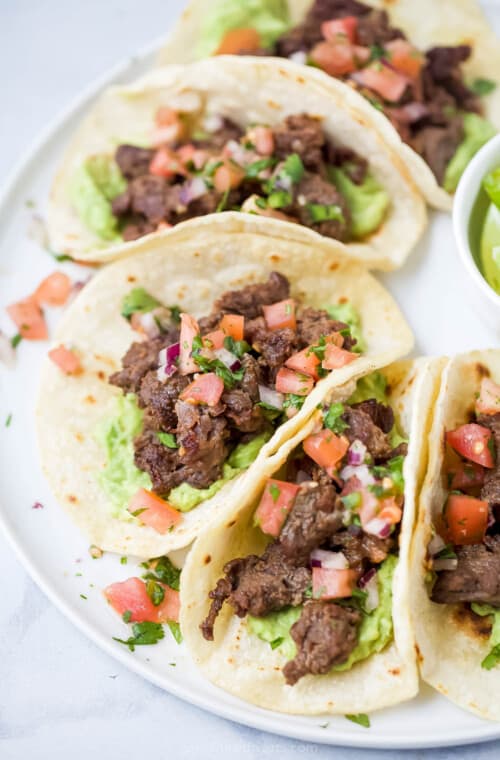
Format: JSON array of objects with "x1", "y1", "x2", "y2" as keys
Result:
[{"x1": 480, "y1": 202, "x2": 500, "y2": 295}]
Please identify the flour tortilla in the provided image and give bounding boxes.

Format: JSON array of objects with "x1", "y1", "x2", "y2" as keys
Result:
[
  {"x1": 180, "y1": 358, "x2": 440, "y2": 715},
  {"x1": 410, "y1": 349, "x2": 500, "y2": 722},
  {"x1": 158, "y1": 0, "x2": 500, "y2": 211},
  {"x1": 48, "y1": 56, "x2": 426, "y2": 270},
  {"x1": 36, "y1": 224, "x2": 413, "y2": 558}
]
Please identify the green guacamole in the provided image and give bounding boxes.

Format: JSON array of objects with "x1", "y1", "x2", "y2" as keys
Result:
[
  {"x1": 469, "y1": 163, "x2": 500, "y2": 296},
  {"x1": 96, "y1": 395, "x2": 271, "y2": 518},
  {"x1": 329, "y1": 168, "x2": 390, "y2": 240},
  {"x1": 196, "y1": 0, "x2": 291, "y2": 57},
  {"x1": 248, "y1": 556, "x2": 396, "y2": 669},
  {"x1": 325, "y1": 301, "x2": 366, "y2": 353},
  {"x1": 471, "y1": 603, "x2": 500, "y2": 670},
  {"x1": 70, "y1": 155, "x2": 126, "y2": 241},
  {"x1": 443, "y1": 113, "x2": 496, "y2": 193}
]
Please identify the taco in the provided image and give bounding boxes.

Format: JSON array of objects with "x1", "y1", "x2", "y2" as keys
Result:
[
  {"x1": 410, "y1": 350, "x2": 500, "y2": 721},
  {"x1": 180, "y1": 359, "x2": 440, "y2": 714},
  {"x1": 47, "y1": 56, "x2": 425, "y2": 269},
  {"x1": 158, "y1": 0, "x2": 500, "y2": 210},
  {"x1": 36, "y1": 225, "x2": 413, "y2": 558}
]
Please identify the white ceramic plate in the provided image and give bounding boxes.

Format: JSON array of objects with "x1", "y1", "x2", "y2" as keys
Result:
[{"x1": 0, "y1": 43, "x2": 499, "y2": 751}]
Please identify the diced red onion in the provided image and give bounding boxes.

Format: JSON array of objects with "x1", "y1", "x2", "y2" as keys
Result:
[
  {"x1": 203, "y1": 114, "x2": 224, "y2": 133},
  {"x1": 224, "y1": 139, "x2": 249, "y2": 165},
  {"x1": 358, "y1": 567, "x2": 377, "y2": 588},
  {"x1": 157, "y1": 342, "x2": 180, "y2": 381},
  {"x1": 179, "y1": 176, "x2": 208, "y2": 205},
  {"x1": 391, "y1": 102, "x2": 429, "y2": 125},
  {"x1": 258, "y1": 384, "x2": 284, "y2": 410},
  {"x1": 347, "y1": 439, "x2": 367, "y2": 466},
  {"x1": 364, "y1": 517, "x2": 391, "y2": 538},
  {"x1": 132, "y1": 311, "x2": 161, "y2": 339},
  {"x1": 363, "y1": 572, "x2": 380, "y2": 612},
  {"x1": 214, "y1": 347, "x2": 241, "y2": 371},
  {"x1": 289, "y1": 51, "x2": 307, "y2": 65},
  {"x1": 310, "y1": 549, "x2": 348, "y2": 570},
  {"x1": 0, "y1": 331, "x2": 15, "y2": 367},
  {"x1": 340, "y1": 464, "x2": 375, "y2": 488},
  {"x1": 432, "y1": 557, "x2": 458, "y2": 572},
  {"x1": 428, "y1": 534, "x2": 446, "y2": 557}
]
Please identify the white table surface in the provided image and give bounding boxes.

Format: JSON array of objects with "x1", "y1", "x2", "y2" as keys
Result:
[{"x1": 2, "y1": 2, "x2": 500, "y2": 758}]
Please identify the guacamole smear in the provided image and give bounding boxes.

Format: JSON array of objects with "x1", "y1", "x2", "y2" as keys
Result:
[
  {"x1": 325, "y1": 301, "x2": 366, "y2": 353},
  {"x1": 329, "y1": 168, "x2": 389, "y2": 240},
  {"x1": 471, "y1": 603, "x2": 500, "y2": 670},
  {"x1": 443, "y1": 113, "x2": 496, "y2": 193},
  {"x1": 249, "y1": 555, "x2": 396, "y2": 669},
  {"x1": 168, "y1": 430, "x2": 272, "y2": 512},
  {"x1": 70, "y1": 155, "x2": 126, "y2": 240},
  {"x1": 196, "y1": 0, "x2": 291, "y2": 57},
  {"x1": 95, "y1": 394, "x2": 152, "y2": 520}
]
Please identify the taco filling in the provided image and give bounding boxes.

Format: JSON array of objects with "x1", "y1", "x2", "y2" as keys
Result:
[
  {"x1": 101, "y1": 271, "x2": 363, "y2": 531},
  {"x1": 71, "y1": 111, "x2": 389, "y2": 244},
  {"x1": 201, "y1": 373, "x2": 406, "y2": 684},
  {"x1": 204, "y1": 0, "x2": 496, "y2": 191},
  {"x1": 427, "y1": 376, "x2": 500, "y2": 669}
]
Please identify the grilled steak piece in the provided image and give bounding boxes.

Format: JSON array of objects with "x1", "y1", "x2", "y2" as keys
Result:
[
  {"x1": 478, "y1": 413, "x2": 500, "y2": 510},
  {"x1": 342, "y1": 405, "x2": 393, "y2": 461},
  {"x1": 352, "y1": 399, "x2": 395, "y2": 434},
  {"x1": 109, "y1": 334, "x2": 176, "y2": 394},
  {"x1": 175, "y1": 400, "x2": 229, "y2": 480},
  {"x1": 272, "y1": 114, "x2": 326, "y2": 169},
  {"x1": 280, "y1": 482, "x2": 344, "y2": 561},
  {"x1": 410, "y1": 118, "x2": 464, "y2": 185},
  {"x1": 294, "y1": 173, "x2": 351, "y2": 242},
  {"x1": 137, "y1": 371, "x2": 189, "y2": 431},
  {"x1": 115, "y1": 145, "x2": 154, "y2": 180},
  {"x1": 214, "y1": 271, "x2": 290, "y2": 320},
  {"x1": 331, "y1": 529, "x2": 395, "y2": 572},
  {"x1": 431, "y1": 535, "x2": 500, "y2": 606},
  {"x1": 296, "y1": 306, "x2": 354, "y2": 350},
  {"x1": 283, "y1": 601, "x2": 361, "y2": 684}
]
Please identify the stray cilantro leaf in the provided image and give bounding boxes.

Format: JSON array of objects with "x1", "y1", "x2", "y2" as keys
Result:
[
  {"x1": 323, "y1": 402, "x2": 348, "y2": 435},
  {"x1": 146, "y1": 579, "x2": 165, "y2": 606},
  {"x1": 223, "y1": 336, "x2": 250, "y2": 358},
  {"x1": 307, "y1": 203, "x2": 345, "y2": 223},
  {"x1": 80, "y1": 594, "x2": 87, "y2": 600},
  {"x1": 345, "y1": 713, "x2": 370, "y2": 728},
  {"x1": 5, "y1": 414, "x2": 12, "y2": 428},
  {"x1": 481, "y1": 644, "x2": 500, "y2": 670},
  {"x1": 270, "y1": 637, "x2": 284, "y2": 650},
  {"x1": 122, "y1": 610, "x2": 132, "y2": 623},
  {"x1": 167, "y1": 620, "x2": 183, "y2": 644},
  {"x1": 470, "y1": 78, "x2": 496, "y2": 96},
  {"x1": 157, "y1": 432, "x2": 178, "y2": 449},
  {"x1": 269, "y1": 483, "x2": 281, "y2": 502},
  {"x1": 434, "y1": 544, "x2": 457, "y2": 561},
  {"x1": 11, "y1": 333, "x2": 22, "y2": 348},
  {"x1": 120, "y1": 556, "x2": 127, "y2": 565},
  {"x1": 53, "y1": 252, "x2": 73, "y2": 262},
  {"x1": 143, "y1": 556, "x2": 181, "y2": 591},
  {"x1": 121, "y1": 288, "x2": 161, "y2": 320},
  {"x1": 113, "y1": 621, "x2": 164, "y2": 651},
  {"x1": 216, "y1": 188, "x2": 230, "y2": 213}
]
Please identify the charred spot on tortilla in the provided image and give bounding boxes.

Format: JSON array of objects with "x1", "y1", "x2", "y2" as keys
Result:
[
  {"x1": 475, "y1": 362, "x2": 490, "y2": 379},
  {"x1": 204, "y1": 554, "x2": 212, "y2": 565},
  {"x1": 452, "y1": 604, "x2": 492, "y2": 641},
  {"x1": 127, "y1": 275, "x2": 137, "y2": 283}
]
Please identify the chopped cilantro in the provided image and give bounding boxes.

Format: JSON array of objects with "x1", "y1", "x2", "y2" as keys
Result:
[
  {"x1": 267, "y1": 190, "x2": 292, "y2": 208},
  {"x1": 192, "y1": 335, "x2": 244, "y2": 388},
  {"x1": 341, "y1": 491, "x2": 361, "y2": 511},
  {"x1": 337, "y1": 587, "x2": 368, "y2": 614},
  {"x1": 167, "y1": 620, "x2": 183, "y2": 644},
  {"x1": 434, "y1": 544, "x2": 457, "y2": 561},
  {"x1": 372, "y1": 455, "x2": 405, "y2": 495},
  {"x1": 216, "y1": 188, "x2": 230, "y2": 213},
  {"x1": 323, "y1": 402, "x2": 348, "y2": 435},
  {"x1": 369, "y1": 43, "x2": 386, "y2": 61},
  {"x1": 157, "y1": 432, "x2": 178, "y2": 449},
  {"x1": 120, "y1": 556, "x2": 127, "y2": 565},
  {"x1": 282, "y1": 153, "x2": 304, "y2": 183},
  {"x1": 113, "y1": 621, "x2": 164, "y2": 651},
  {"x1": 282, "y1": 394, "x2": 306, "y2": 412},
  {"x1": 5, "y1": 414, "x2": 12, "y2": 428},
  {"x1": 122, "y1": 610, "x2": 132, "y2": 623},
  {"x1": 80, "y1": 594, "x2": 87, "y2": 600},
  {"x1": 146, "y1": 579, "x2": 165, "y2": 607},
  {"x1": 307, "y1": 203, "x2": 345, "y2": 223},
  {"x1": 143, "y1": 556, "x2": 181, "y2": 591},
  {"x1": 223, "y1": 336, "x2": 250, "y2": 358},
  {"x1": 168, "y1": 305, "x2": 181, "y2": 324},
  {"x1": 255, "y1": 197, "x2": 268, "y2": 209},
  {"x1": 11, "y1": 333, "x2": 22, "y2": 348},
  {"x1": 204, "y1": 160, "x2": 223, "y2": 178},
  {"x1": 470, "y1": 78, "x2": 496, "y2": 96},
  {"x1": 121, "y1": 288, "x2": 161, "y2": 320},
  {"x1": 270, "y1": 637, "x2": 284, "y2": 650},
  {"x1": 345, "y1": 713, "x2": 370, "y2": 728},
  {"x1": 245, "y1": 157, "x2": 276, "y2": 178},
  {"x1": 269, "y1": 483, "x2": 281, "y2": 502}
]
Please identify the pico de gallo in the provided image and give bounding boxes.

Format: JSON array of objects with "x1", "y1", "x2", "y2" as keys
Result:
[
  {"x1": 201, "y1": 373, "x2": 406, "y2": 684},
  {"x1": 429, "y1": 375, "x2": 500, "y2": 670}
]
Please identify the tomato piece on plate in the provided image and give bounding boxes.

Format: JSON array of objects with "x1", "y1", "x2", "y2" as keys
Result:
[
  {"x1": 447, "y1": 461, "x2": 485, "y2": 491},
  {"x1": 354, "y1": 63, "x2": 408, "y2": 102},
  {"x1": 444, "y1": 494, "x2": 489, "y2": 545},
  {"x1": 310, "y1": 40, "x2": 356, "y2": 77},
  {"x1": 104, "y1": 577, "x2": 180, "y2": 623},
  {"x1": 128, "y1": 488, "x2": 181, "y2": 534},
  {"x1": 213, "y1": 161, "x2": 245, "y2": 192},
  {"x1": 321, "y1": 16, "x2": 358, "y2": 43},
  {"x1": 179, "y1": 312, "x2": 200, "y2": 374},
  {"x1": 7, "y1": 297, "x2": 48, "y2": 340},
  {"x1": 203, "y1": 329, "x2": 225, "y2": 350},
  {"x1": 385, "y1": 39, "x2": 424, "y2": 80},
  {"x1": 220, "y1": 313, "x2": 244, "y2": 341},
  {"x1": 255, "y1": 479, "x2": 300, "y2": 536},
  {"x1": 180, "y1": 372, "x2": 224, "y2": 406},
  {"x1": 263, "y1": 299, "x2": 296, "y2": 331},
  {"x1": 446, "y1": 423, "x2": 495, "y2": 468},
  {"x1": 48, "y1": 345, "x2": 82, "y2": 375},
  {"x1": 322, "y1": 344, "x2": 358, "y2": 370},
  {"x1": 312, "y1": 567, "x2": 357, "y2": 600},
  {"x1": 35, "y1": 271, "x2": 72, "y2": 306},
  {"x1": 476, "y1": 377, "x2": 500, "y2": 415},
  {"x1": 215, "y1": 27, "x2": 261, "y2": 55},
  {"x1": 275, "y1": 367, "x2": 314, "y2": 396},
  {"x1": 285, "y1": 347, "x2": 321, "y2": 380},
  {"x1": 303, "y1": 429, "x2": 349, "y2": 470}
]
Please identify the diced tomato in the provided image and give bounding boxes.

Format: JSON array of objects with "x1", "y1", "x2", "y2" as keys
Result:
[
  {"x1": 35, "y1": 271, "x2": 72, "y2": 306},
  {"x1": 321, "y1": 16, "x2": 358, "y2": 43},
  {"x1": 104, "y1": 577, "x2": 180, "y2": 623},
  {"x1": 128, "y1": 488, "x2": 181, "y2": 534},
  {"x1": 385, "y1": 39, "x2": 424, "y2": 80},
  {"x1": 353, "y1": 45, "x2": 370, "y2": 64},
  {"x1": 215, "y1": 27, "x2": 261, "y2": 55},
  {"x1": 325, "y1": 332, "x2": 345, "y2": 348},
  {"x1": 7, "y1": 297, "x2": 48, "y2": 340},
  {"x1": 179, "y1": 312, "x2": 200, "y2": 374},
  {"x1": 322, "y1": 344, "x2": 358, "y2": 370},
  {"x1": 214, "y1": 161, "x2": 245, "y2": 192},
  {"x1": 255, "y1": 479, "x2": 300, "y2": 537},
  {"x1": 157, "y1": 221, "x2": 173, "y2": 231},
  {"x1": 312, "y1": 567, "x2": 358, "y2": 600},
  {"x1": 263, "y1": 298, "x2": 296, "y2": 331},
  {"x1": 303, "y1": 429, "x2": 350, "y2": 470},
  {"x1": 444, "y1": 494, "x2": 489, "y2": 545},
  {"x1": 203, "y1": 329, "x2": 225, "y2": 350},
  {"x1": 275, "y1": 367, "x2": 314, "y2": 396},
  {"x1": 446, "y1": 423, "x2": 495, "y2": 469},
  {"x1": 285, "y1": 347, "x2": 321, "y2": 380},
  {"x1": 149, "y1": 148, "x2": 184, "y2": 178},
  {"x1": 447, "y1": 461, "x2": 485, "y2": 491},
  {"x1": 476, "y1": 377, "x2": 500, "y2": 416},
  {"x1": 252, "y1": 126, "x2": 274, "y2": 156},
  {"x1": 354, "y1": 63, "x2": 408, "y2": 102},
  {"x1": 48, "y1": 345, "x2": 82, "y2": 375},
  {"x1": 220, "y1": 313, "x2": 244, "y2": 341},
  {"x1": 379, "y1": 497, "x2": 403, "y2": 525},
  {"x1": 310, "y1": 40, "x2": 356, "y2": 77},
  {"x1": 180, "y1": 372, "x2": 224, "y2": 406}
]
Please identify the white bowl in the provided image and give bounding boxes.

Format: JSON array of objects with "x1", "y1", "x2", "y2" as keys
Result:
[{"x1": 453, "y1": 133, "x2": 500, "y2": 332}]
